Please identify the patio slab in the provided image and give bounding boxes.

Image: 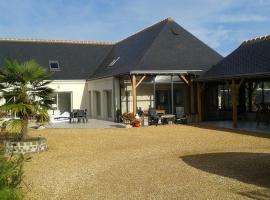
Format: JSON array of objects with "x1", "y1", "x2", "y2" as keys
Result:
[
  {"x1": 45, "y1": 119, "x2": 125, "y2": 129},
  {"x1": 202, "y1": 120, "x2": 270, "y2": 134}
]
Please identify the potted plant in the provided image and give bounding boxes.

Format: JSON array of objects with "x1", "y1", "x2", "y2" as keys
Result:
[
  {"x1": 131, "y1": 118, "x2": 141, "y2": 127},
  {"x1": 0, "y1": 59, "x2": 54, "y2": 154},
  {"x1": 121, "y1": 112, "x2": 134, "y2": 124}
]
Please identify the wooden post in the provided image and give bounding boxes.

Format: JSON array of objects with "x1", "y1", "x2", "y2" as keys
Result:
[
  {"x1": 131, "y1": 74, "x2": 137, "y2": 114},
  {"x1": 232, "y1": 79, "x2": 237, "y2": 128},
  {"x1": 187, "y1": 75, "x2": 191, "y2": 114},
  {"x1": 190, "y1": 82, "x2": 195, "y2": 113},
  {"x1": 171, "y1": 75, "x2": 174, "y2": 114},
  {"x1": 179, "y1": 74, "x2": 192, "y2": 114},
  {"x1": 197, "y1": 82, "x2": 202, "y2": 122}
]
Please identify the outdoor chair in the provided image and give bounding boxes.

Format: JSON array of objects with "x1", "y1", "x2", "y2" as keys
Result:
[
  {"x1": 69, "y1": 110, "x2": 77, "y2": 123},
  {"x1": 76, "y1": 109, "x2": 86, "y2": 123},
  {"x1": 175, "y1": 107, "x2": 187, "y2": 124},
  {"x1": 148, "y1": 108, "x2": 159, "y2": 126},
  {"x1": 69, "y1": 109, "x2": 88, "y2": 123},
  {"x1": 256, "y1": 103, "x2": 270, "y2": 126}
]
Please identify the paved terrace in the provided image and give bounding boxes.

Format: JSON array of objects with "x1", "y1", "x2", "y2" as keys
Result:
[
  {"x1": 202, "y1": 121, "x2": 270, "y2": 134},
  {"x1": 45, "y1": 119, "x2": 125, "y2": 129}
]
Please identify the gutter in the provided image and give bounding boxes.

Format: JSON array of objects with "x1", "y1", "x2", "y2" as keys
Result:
[{"x1": 197, "y1": 72, "x2": 270, "y2": 82}]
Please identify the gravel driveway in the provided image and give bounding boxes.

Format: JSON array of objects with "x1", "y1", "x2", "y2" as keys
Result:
[{"x1": 23, "y1": 125, "x2": 270, "y2": 200}]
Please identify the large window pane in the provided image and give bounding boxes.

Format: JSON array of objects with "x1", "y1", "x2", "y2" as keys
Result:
[
  {"x1": 264, "y1": 81, "x2": 270, "y2": 103},
  {"x1": 251, "y1": 82, "x2": 263, "y2": 111},
  {"x1": 106, "y1": 90, "x2": 112, "y2": 118},
  {"x1": 218, "y1": 84, "x2": 231, "y2": 110},
  {"x1": 58, "y1": 93, "x2": 71, "y2": 113},
  {"x1": 95, "y1": 91, "x2": 101, "y2": 116}
]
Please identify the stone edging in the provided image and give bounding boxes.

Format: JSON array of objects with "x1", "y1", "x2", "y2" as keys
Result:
[{"x1": 4, "y1": 137, "x2": 48, "y2": 154}]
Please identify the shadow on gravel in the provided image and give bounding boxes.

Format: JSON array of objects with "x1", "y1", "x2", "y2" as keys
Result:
[
  {"x1": 109, "y1": 124, "x2": 125, "y2": 128},
  {"x1": 181, "y1": 152, "x2": 270, "y2": 188},
  {"x1": 238, "y1": 189, "x2": 270, "y2": 200}
]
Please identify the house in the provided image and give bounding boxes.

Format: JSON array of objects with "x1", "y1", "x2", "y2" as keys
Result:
[
  {"x1": 198, "y1": 35, "x2": 270, "y2": 128},
  {"x1": 0, "y1": 18, "x2": 222, "y2": 121}
]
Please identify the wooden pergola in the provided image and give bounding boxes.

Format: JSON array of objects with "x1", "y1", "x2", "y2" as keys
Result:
[{"x1": 130, "y1": 71, "x2": 197, "y2": 115}]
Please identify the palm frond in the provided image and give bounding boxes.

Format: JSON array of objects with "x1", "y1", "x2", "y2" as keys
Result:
[
  {"x1": 0, "y1": 59, "x2": 54, "y2": 137},
  {"x1": 5, "y1": 119, "x2": 24, "y2": 135},
  {"x1": 0, "y1": 103, "x2": 35, "y2": 115}
]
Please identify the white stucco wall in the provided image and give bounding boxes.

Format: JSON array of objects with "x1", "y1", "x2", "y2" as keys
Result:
[
  {"x1": 87, "y1": 77, "x2": 120, "y2": 121},
  {"x1": 121, "y1": 84, "x2": 155, "y2": 113},
  {"x1": 49, "y1": 80, "x2": 89, "y2": 111}
]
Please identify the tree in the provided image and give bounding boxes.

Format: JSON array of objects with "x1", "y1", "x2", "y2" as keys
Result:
[{"x1": 0, "y1": 59, "x2": 54, "y2": 140}]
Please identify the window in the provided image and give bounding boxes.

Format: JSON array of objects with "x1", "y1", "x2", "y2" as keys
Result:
[
  {"x1": 264, "y1": 81, "x2": 270, "y2": 103},
  {"x1": 105, "y1": 90, "x2": 112, "y2": 118},
  {"x1": 108, "y1": 57, "x2": 120, "y2": 67},
  {"x1": 251, "y1": 82, "x2": 263, "y2": 111},
  {"x1": 95, "y1": 91, "x2": 101, "y2": 116},
  {"x1": 49, "y1": 60, "x2": 60, "y2": 71},
  {"x1": 218, "y1": 84, "x2": 231, "y2": 110},
  {"x1": 51, "y1": 92, "x2": 71, "y2": 113},
  {"x1": 245, "y1": 81, "x2": 270, "y2": 112}
]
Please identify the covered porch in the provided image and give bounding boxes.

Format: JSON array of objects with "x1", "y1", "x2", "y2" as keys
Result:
[
  {"x1": 119, "y1": 70, "x2": 200, "y2": 118},
  {"x1": 196, "y1": 36, "x2": 270, "y2": 133},
  {"x1": 197, "y1": 77, "x2": 270, "y2": 133}
]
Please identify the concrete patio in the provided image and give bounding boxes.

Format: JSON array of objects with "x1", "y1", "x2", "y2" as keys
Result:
[
  {"x1": 45, "y1": 119, "x2": 125, "y2": 129},
  {"x1": 201, "y1": 120, "x2": 270, "y2": 134}
]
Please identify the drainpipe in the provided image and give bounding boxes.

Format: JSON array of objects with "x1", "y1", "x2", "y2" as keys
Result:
[
  {"x1": 153, "y1": 76, "x2": 156, "y2": 108},
  {"x1": 171, "y1": 75, "x2": 174, "y2": 114},
  {"x1": 112, "y1": 77, "x2": 116, "y2": 122}
]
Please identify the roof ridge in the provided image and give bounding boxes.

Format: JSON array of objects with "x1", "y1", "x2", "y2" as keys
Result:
[
  {"x1": 135, "y1": 18, "x2": 171, "y2": 68},
  {"x1": 0, "y1": 18, "x2": 173, "y2": 46},
  {"x1": 116, "y1": 17, "x2": 172, "y2": 44},
  {"x1": 241, "y1": 35, "x2": 270, "y2": 46},
  {"x1": 0, "y1": 38, "x2": 114, "y2": 45}
]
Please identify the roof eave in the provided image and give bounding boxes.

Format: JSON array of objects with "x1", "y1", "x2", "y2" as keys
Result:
[
  {"x1": 129, "y1": 70, "x2": 203, "y2": 75},
  {"x1": 197, "y1": 72, "x2": 270, "y2": 82}
]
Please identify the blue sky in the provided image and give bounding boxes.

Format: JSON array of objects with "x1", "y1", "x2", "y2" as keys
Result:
[{"x1": 0, "y1": 0, "x2": 269, "y2": 56}]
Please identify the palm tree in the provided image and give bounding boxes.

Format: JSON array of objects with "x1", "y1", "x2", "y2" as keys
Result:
[{"x1": 0, "y1": 59, "x2": 54, "y2": 140}]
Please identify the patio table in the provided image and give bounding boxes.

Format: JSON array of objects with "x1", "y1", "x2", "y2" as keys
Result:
[{"x1": 161, "y1": 114, "x2": 175, "y2": 125}]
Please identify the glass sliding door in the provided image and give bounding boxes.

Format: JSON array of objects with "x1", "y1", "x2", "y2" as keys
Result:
[
  {"x1": 155, "y1": 89, "x2": 171, "y2": 114},
  {"x1": 52, "y1": 92, "x2": 72, "y2": 114}
]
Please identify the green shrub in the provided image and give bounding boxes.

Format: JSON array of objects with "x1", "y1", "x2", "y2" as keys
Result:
[{"x1": 0, "y1": 146, "x2": 24, "y2": 200}]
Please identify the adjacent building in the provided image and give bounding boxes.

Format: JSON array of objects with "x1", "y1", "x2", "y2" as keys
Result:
[{"x1": 198, "y1": 36, "x2": 270, "y2": 128}]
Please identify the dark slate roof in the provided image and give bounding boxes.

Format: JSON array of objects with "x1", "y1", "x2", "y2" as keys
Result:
[
  {"x1": 0, "y1": 18, "x2": 222, "y2": 80},
  {"x1": 0, "y1": 39, "x2": 113, "y2": 80},
  {"x1": 200, "y1": 36, "x2": 270, "y2": 81},
  {"x1": 91, "y1": 18, "x2": 222, "y2": 79}
]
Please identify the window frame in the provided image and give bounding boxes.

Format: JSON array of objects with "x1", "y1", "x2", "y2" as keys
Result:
[
  {"x1": 217, "y1": 83, "x2": 231, "y2": 111},
  {"x1": 49, "y1": 60, "x2": 60, "y2": 71}
]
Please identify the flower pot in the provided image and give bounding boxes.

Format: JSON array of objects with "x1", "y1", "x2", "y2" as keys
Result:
[{"x1": 133, "y1": 123, "x2": 141, "y2": 128}]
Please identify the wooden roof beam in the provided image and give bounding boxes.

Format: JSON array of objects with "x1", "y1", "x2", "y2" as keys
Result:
[
  {"x1": 136, "y1": 75, "x2": 146, "y2": 88},
  {"x1": 178, "y1": 74, "x2": 191, "y2": 87}
]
